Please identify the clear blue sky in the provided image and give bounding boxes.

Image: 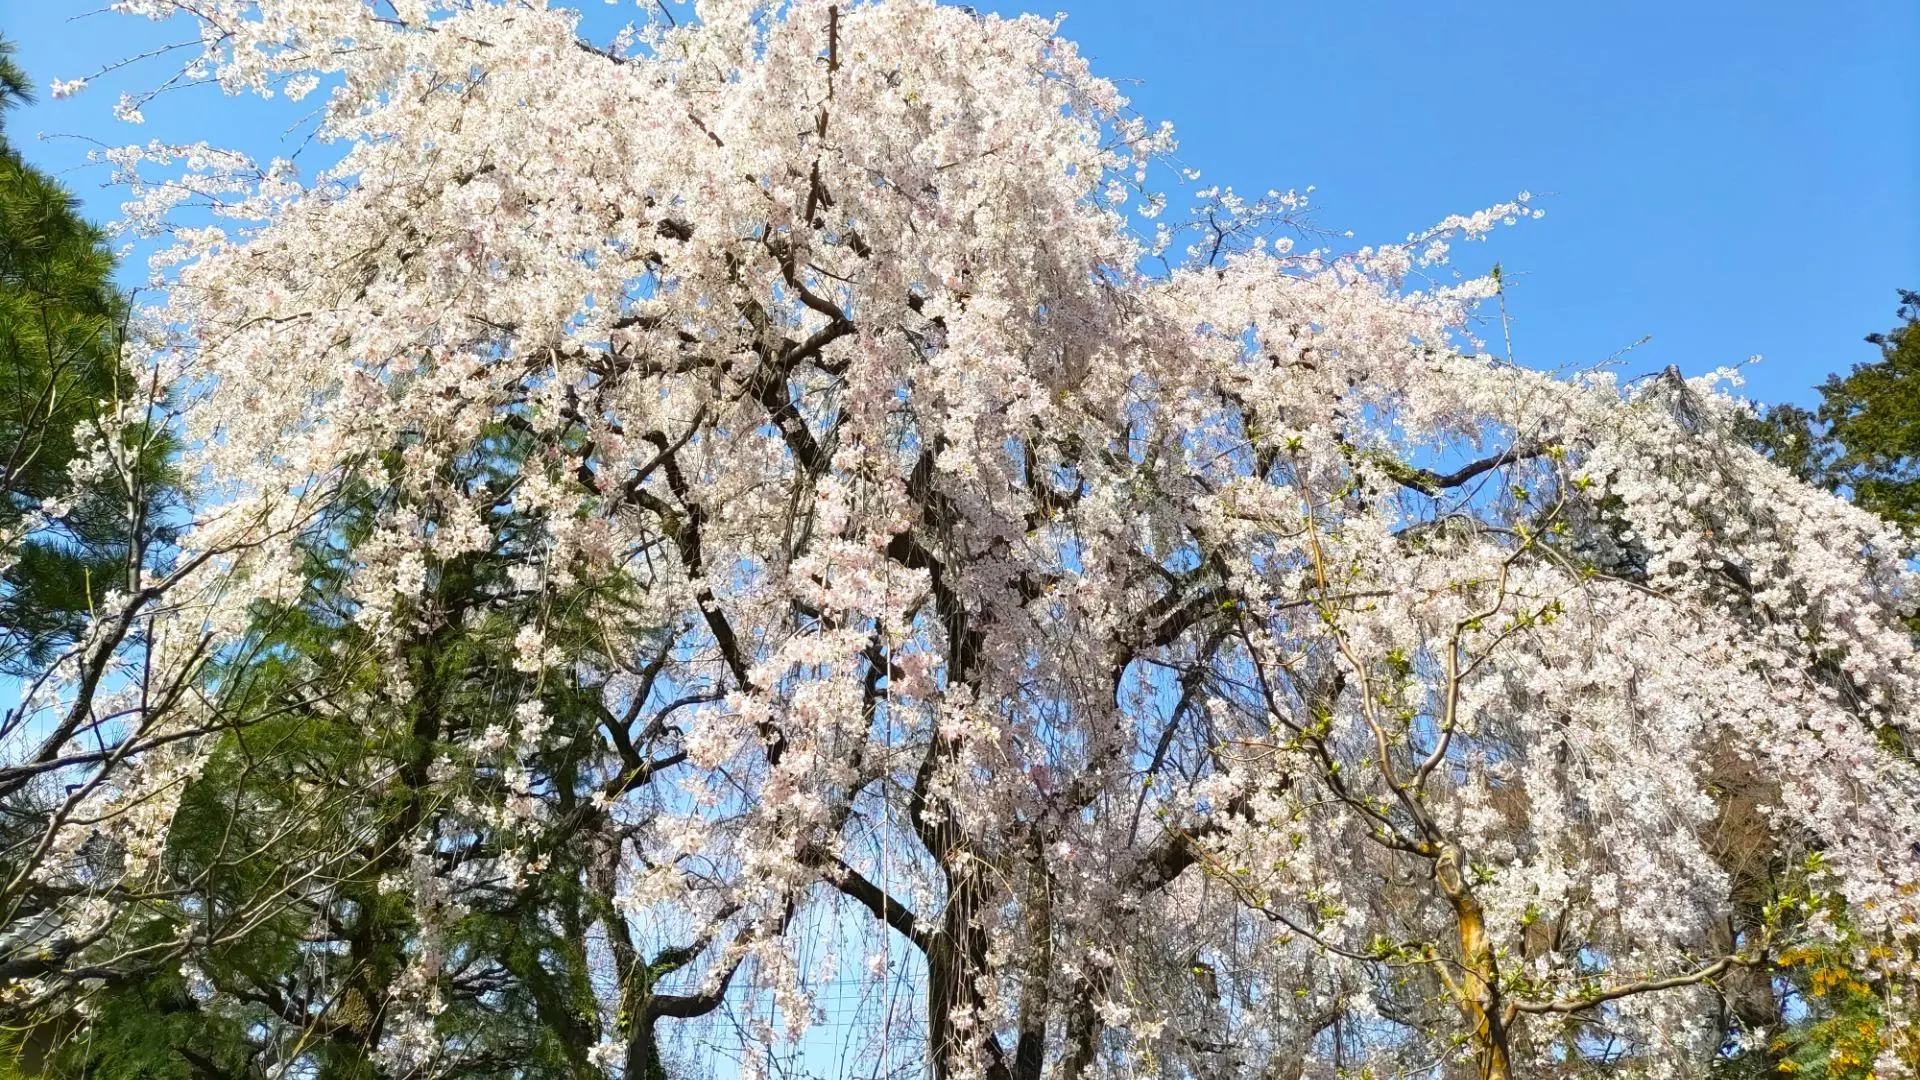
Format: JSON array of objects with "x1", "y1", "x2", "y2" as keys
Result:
[{"x1": 6, "y1": 0, "x2": 1917, "y2": 407}]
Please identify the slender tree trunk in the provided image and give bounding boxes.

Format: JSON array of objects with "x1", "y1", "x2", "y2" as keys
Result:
[
  {"x1": 1435, "y1": 845, "x2": 1512, "y2": 1080},
  {"x1": 927, "y1": 861, "x2": 1012, "y2": 1080}
]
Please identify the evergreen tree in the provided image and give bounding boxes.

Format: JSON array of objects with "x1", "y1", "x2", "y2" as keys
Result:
[
  {"x1": 0, "y1": 35, "x2": 175, "y2": 675},
  {"x1": 0, "y1": 37, "x2": 191, "y2": 1076},
  {"x1": 27, "y1": 426, "x2": 734, "y2": 1080},
  {"x1": 1742, "y1": 289, "x2": 1920, "y2": 536}
]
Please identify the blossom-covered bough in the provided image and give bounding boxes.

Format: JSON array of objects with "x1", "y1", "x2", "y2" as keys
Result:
[{"x1": 9, "y1": 0, "x2": 1917, "y2": 1077}]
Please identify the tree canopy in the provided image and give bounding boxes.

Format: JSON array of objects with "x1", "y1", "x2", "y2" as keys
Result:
[
  {"x1": 1744, "y1": 290, "x2": 1920, "y2": 535},
  {"x1": 0, "y1": 35, "x2": 171, "y2": 675},
  {"x1": 3, "y1": 5, "x2": 1917, "y2": 1080}
]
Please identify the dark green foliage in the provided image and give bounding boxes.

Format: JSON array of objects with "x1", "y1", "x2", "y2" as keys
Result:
[
  {"x1": 37, "y1": 969, "x2": 259, "y2": 1080},
  {"x1": 0, "y1": 41, "x2": 29, "y2": 128},
  {"x1": 1823, "y1": 290, "x2": 1920, "y2": 530},
  {"x1": 0, "y1": 35, "x2": 175, "y2": 675},
  {"x1": 29, "y1": 413, "x2": 691, "y2": 1079},
  {"x1": 1743, "y1": 289, "x2": 1920, "y2": 536}
]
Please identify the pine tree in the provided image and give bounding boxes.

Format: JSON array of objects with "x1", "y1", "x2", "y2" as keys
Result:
[
  {"x1": 0, "y1": 35, "x2": 174, "y2": 675},
  {"x1": 1743, "y1": 289, "x2": 1920, "y2": 537}
]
